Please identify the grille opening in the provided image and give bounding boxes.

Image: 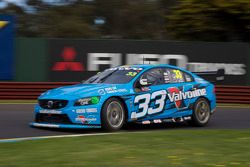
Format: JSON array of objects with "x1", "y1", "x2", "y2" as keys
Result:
[
  {"x1": 39, "y1": 99, "x2": 68, "y2": 109},
  {"x1": 35, "y1": 113, "x2": 72, "y2": 124}
]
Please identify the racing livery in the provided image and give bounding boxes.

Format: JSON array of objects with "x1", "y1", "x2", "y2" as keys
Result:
[{"x1": 31, "y1": 64, "x2": 217, "y2": 131}]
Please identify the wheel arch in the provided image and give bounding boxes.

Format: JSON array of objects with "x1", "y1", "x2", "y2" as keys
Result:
[
  {"x1": 101, "y1": 96, "x2": 129, "y2": 122},
  {"x1": 194, "y1": 96, "x2": 211, "y2": 111}
]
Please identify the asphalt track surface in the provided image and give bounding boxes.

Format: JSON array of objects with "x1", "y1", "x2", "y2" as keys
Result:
[{"x1": 0, "y1": 104, "x2": 250, "y2": 139}]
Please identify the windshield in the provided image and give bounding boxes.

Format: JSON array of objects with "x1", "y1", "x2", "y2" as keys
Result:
[{"x1": 84, "y1": 67, "x2": 143, "y2": 84}]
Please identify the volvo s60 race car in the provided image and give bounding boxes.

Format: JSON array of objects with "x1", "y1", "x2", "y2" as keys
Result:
[{"x1": 31, "y1": 64, "x2": 220, "y2": 131}]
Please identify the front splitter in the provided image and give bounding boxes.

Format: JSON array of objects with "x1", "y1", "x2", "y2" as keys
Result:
[{"x1": 30, "y1": 122, "x2": 101, "y2": 129}]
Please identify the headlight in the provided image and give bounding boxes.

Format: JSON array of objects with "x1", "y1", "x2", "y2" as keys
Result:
[{"x1": 74, "y1": 96, "x2": 100, "y2": 106}]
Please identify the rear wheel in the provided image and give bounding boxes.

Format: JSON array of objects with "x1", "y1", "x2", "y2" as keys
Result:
[
  {"x1": 101, "y1": 98, "x2": 125, "y2": 131},
  {"x1": 190, "y1": 98, "x2": 211, "y2": 127}
]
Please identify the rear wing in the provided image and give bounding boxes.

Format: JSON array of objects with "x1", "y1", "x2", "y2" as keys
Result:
[{"x1": 193, "y1": 69, "x2": 225, "y2": 83}]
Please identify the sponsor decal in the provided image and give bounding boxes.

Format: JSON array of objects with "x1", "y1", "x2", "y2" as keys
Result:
[
  {"x1": 162, "y1": 118, "x2": 173, "y2": 123},
  {"x1": 142, "y1": 120, "x2": 151, "y2": 124},
  {"x1": 103, "y1": 86, "x2": 127, "y2": 94},
  {"x1": 132, "y1": 86, "x2": 206, "y2": 119},
  {"x1": 131, "y1": 112, "x2": 137, "y2": 120},
  {"x1": 138, "y1": 116, "x2": 192, "y2": 124},
  {"x1": 76, "y1": 109, "x2": 85, "y2": 113},
  {"x1": 75, "y1": 115, "x2": 97, "y2": 124},
  {"x1": 170, "y1": 88, "x2": 205, "y2": 104},
  {"x1": 76, "y1": 108, "x2": 98, "y2": 113},
  {"x1": 171, "y1": 118, "x2": 176, "y2": 123},
  {"x1": 167, "y1": 87, "x2": 206, "y2": 109},
  {"x1": 39, "y1": 110, "x2": 62, "y2": 114},
  {"x1": 78, "y1": 98, "x2": 91, "y2": 105},
  {"x1": 106, "y1": 67, "x2": 143, "y2": 71},
  {"x1": 141, "y1": 87, "x2": 150, "y2": 92},
  {"x1": 126, "y1": 71, "x2": 138, "y2": 77},
  {"x1": 163, "y1": 72, "x2": 170, "y2": 83},
  {"x1": 183, "y1": 116, "x2": 192, "y2": 120},
  {"x1": 86, "y1": 108, "x2": 98, "y2": 113},
  {"x1": 98, "y1": 89, "x2": 106, "y2": 95},
  {"x1": 153, "y1": 119, "x2": 162, "y2": 123}
]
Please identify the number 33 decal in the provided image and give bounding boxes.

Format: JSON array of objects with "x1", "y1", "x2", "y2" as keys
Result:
[{"x1": 133, "y1": 90, "x2": 166, "y2": 119}]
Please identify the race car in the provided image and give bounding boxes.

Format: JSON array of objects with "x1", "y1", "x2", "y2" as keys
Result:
[{"x1": 31, "y1": 64, "x2": 220, "y2": 131}]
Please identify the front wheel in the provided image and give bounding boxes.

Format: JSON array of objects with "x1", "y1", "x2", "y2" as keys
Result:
[
  {"x1": 190, "y1": 98, "x2": 211, "y2": 127},
  {"x1": 101, "y1": 98, "x2": 125, "y2": 131}
]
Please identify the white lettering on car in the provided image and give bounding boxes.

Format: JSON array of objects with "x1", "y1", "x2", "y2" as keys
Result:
[{"x1": 131, "y1": 87, "x2": 207, "y2": 119}]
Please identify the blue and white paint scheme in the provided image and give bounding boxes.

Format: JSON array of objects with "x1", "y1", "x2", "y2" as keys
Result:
[{"x1": 31, "y1": 64, "x2": 216, "y2": 130}]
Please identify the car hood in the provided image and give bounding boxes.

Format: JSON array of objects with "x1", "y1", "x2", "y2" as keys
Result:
[{"x1": 39, "y1": 83, "x2": 130, "y2": 100}]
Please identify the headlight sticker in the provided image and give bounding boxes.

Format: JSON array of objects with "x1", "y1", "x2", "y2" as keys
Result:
[{"x1": 74, "y1": 96, "x2": 100, "y2": 106}]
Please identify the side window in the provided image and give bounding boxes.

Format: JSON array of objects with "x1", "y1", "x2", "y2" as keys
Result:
[
  {"x1": 169, "y1": 69, "x2": 185, "y2": 83},
  {"x1": 139, "y1": 68, "x2": 164, "y2": 86},
  {"x1": 184, "y1": 72, "x2": 194, "y2": 82},
  {"x1": 161, "y1": 68, "x2": 194, "y2": 84},
  {"x1": 163, "y1": 68, "x2": 172, "y2": 84}
]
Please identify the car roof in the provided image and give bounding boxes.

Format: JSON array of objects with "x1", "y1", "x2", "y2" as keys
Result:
[
  {"x1": 122, "y1": 64, "x2": 194, "y2": 76},
  {"x1": 125, "y1": 64, "x2": 181, "y2": 69}
]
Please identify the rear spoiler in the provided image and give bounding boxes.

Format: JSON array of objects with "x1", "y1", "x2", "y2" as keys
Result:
[{"x1": 193, "y1": 68, "x2": 225, "y2": 83}]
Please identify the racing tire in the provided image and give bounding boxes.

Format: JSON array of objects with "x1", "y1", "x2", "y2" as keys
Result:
[
  {"x1": 190, "y1": 98, "x2": 211, "y2": 127},
  {"x1": 101, "y1": 98, "x2": 125, "y2": 131}
]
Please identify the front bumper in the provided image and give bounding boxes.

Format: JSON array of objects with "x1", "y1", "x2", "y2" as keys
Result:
[
  {"x1": 33, "y1": 102, "x2": 102, "y2": 128},
  {"x1": 30, "y1": 122, "x2": 101, "y2": 129}
]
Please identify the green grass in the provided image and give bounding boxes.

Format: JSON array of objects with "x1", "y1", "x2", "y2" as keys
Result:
[{"x1": 1, "y1": 130, "x2": 250, "y2": 167}]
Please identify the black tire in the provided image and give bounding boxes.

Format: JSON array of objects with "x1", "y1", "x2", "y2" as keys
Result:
[
  {"x1": 101, "y1": 98, "x2": 125, "y2": 131},
  {"x1": 190, "y1": 98, "x2": 211, "y2": 127}
]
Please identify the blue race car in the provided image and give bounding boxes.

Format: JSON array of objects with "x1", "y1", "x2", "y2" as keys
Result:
[{"x1": 31, "y1": 64, "x2": 218, "y2": 131}]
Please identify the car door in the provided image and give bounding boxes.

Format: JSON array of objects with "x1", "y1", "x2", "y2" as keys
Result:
[{"x1": 131, "y1": 68, "x2": 167, "y2": 121}]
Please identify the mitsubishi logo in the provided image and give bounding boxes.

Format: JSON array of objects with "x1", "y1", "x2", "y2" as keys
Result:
[{"x1": 52, "y1": 47, "x2": 84, "y2": 71}]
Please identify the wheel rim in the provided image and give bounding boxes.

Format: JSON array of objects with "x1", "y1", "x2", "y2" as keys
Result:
[
  {"x1": 195, "y1": 100, "x2": 210, "y2": 124},
  {"x1": 107, "y1": 101, "x2": 124, "y2": 128}
]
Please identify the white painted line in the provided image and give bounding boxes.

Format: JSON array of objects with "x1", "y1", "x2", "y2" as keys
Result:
[
  {"x1": 0, "y1": 131, "x2": 147, "y2": 143},
  {"x1": 0, "y1": 133, "x2": 119, "y2": 143}
]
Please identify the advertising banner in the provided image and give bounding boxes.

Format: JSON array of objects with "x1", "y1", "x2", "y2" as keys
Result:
[
  {"x1": 48, "y1": 39, "x2": 249, "y2": 85},
  {"x1": 0, "y1": 15, "x2": 14, "y2": 80}
]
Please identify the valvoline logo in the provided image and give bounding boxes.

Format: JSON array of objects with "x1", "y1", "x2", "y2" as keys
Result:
[{"x1": 167, "y1": 87, "x2": 207, "y2": 109}]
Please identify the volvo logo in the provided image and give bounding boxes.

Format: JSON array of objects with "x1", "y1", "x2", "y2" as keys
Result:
[{"x1": 47, "y1": 101, "x2": 54, "y2": 108}]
